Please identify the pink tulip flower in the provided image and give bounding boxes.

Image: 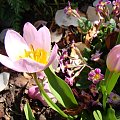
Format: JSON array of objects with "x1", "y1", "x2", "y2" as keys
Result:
[
  {"x1": 106, "y1": 44, "x2": 120, "y2": 72},
  {"x1": 0, "y1": 22, "x2": 58, "y2": 73}
]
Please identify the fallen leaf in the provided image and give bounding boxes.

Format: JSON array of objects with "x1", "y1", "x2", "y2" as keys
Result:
[
  {"x1": 55, "y1": 9, "x2": 78, "y2": 27},
  {"x1": 85, "y1": 26, "x2": 98, "y2": 47},
  {"x1": 51, "y1": 29, "x2": 63, "y2": 43},
  {"x1": 74, "y1": 42, "x2": 88, "y2": 52},
  {"x1": 0, "y1": 72, "x2": 10, "y2": 92},
  {"x1": 64, "y1": 104, "x2": 85, "y2": 116},
  {"x1": 34, "y1": 20, "x2": 47, "y2": 29},
  {"x1": 14, "y1": 74, "x2": 35, "y2": 88},
  {"x1": 105, "y1": 31, "x2": 118, "y2": 50},
  {"x1": 87, "y1": 6, "x2": 100, "y2": 23}
]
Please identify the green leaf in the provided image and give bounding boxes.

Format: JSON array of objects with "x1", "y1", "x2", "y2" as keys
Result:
[
  {"x1": 44, "y1": 67, "x2": 78, "y2": 108},
  {"x1": 93, "y1": 110, "x2": 102, "y2": 120},
  {"x1": 33, "y1": 73, "x2": 70, "y2": 119},
  {"x1": 80, "y1": 110, "x2": 94, "y2": 120},
  {"x1": 109, "y1": 19, "x2": 116, "y2": 29},
  {"x1": 24, "y1": 102, "x2": 36, "y2": 120},
  {"x1": 103, "y1": 107, "x2": 117, "y2": 120},
  {"x1": 78, "y1": 17, "x2": 92, "y2": 33},
  {"x1": 100, "y1": 84, "x2": 107, "y2": 110},
  {"x1": 107, "y1": 107, "x2": 116, "y2": 120},
  {"x1": 116, "y1": 32, "x2": 120, "y2": 45},
  {"x1": 106, "y1": 72, "x2": 120, "y2": 95},
  {"x1": 54, "y1": 0, "x2": 59, "y2": 8}
]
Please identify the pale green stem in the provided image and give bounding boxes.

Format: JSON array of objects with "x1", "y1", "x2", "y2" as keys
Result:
[{"x1": 32, "y1": 73, "x2": 73, "y2": 119}]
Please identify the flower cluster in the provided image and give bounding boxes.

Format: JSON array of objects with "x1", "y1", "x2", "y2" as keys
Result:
[
  {"x1": 96, "y1": 0, "x2": 111, "y2": 17},
  {"x1": 95, "y1": 0, "x2": 120, "y2": 18}
]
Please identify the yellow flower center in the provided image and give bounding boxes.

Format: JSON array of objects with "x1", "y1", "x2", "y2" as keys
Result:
[
  {"x1": 94, "y1": 74, "x2": 100, "y2": 80},
  {"x1": 20, "y1": 44, "x2": 48, "y2": 64},
  {"x1": 112, "y1": 95, "x2": 118, "y2": 100}
]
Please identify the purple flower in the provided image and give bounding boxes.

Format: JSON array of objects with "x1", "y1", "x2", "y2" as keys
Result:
[
  {"x1": 88, "y1": 68, "x2": 104, "y2": 84},
  {"x1": 59, "y1": 49, "x2": 69, "y2": 73},
  {"x1": 65, "y1": 76, "x2": 74, "y2": 86},
  {"x1": 64, "y1": 1, "x2": 72, "y2": 15},
  {"x1": 112, "y1": 0, "x2": 120, "y2": 16},
  {"x1": 64, "y1": 1, "x2": 80, "y2": 19},
  {"x1": 96, "y1": 0, "x2": 111, "y2": 17},
  {"x1": 92, "y1": 99, "x2": 102, "y2": 107},
  {"x1": 91, "y1": 51, "x2": 102, "y2": 61},
  {"x1": 89, "y1": 84, "x2": 98, "y2": 97},
  {"x1": 108, "y1": 92, "x2": 120, "y2": 105}
]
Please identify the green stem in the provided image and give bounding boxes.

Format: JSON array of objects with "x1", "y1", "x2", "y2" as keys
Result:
[
  {"x1": 100, "y1": 84, "x2": 107, "y2": 110},
  {"x1": 103, "y1": 92, "x2": 107, "y2": 110},
  {"x1": 32, "y1": 73, "x2": 72, "y2": 119}
]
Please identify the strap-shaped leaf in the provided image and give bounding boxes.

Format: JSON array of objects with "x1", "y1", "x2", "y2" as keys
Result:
[
  {"x1": 93, "y1": 110, "x2": 102, "y2": 120},
  {"x1": 33, "y1": 73, "x2": 70, "y2": 119},
  {"x1": 24, "y1": 102, "x2": 36, "y2": 120},
  {"x1": 44, "y1": 67, "x2": 78, "y2": 108}
]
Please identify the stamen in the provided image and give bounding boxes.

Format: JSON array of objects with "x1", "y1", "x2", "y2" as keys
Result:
[{"x1": 19, "y1": 44, "x2": 48, "y2": 64}]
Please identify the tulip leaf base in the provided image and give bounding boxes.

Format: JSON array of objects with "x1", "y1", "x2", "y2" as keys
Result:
[
  {"x1": 106, "y1": 72, "x2": 120, "y2": 95},
  {"x1": 101, "y1": 69, "x2": 120, "y2": 110},
  {"x1": 44, "y1": 67, "x2": 78, "y2": 108},
  {"x1": 32, "y1": 73, "x2": 72, "y2": 119}
]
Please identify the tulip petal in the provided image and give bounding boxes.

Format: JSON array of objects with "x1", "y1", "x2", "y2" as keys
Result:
[
  {"x1": 14, "y1": 58, "x2": 46, "y2": 73},
  {"x1": 0, "y1": 54, "x2": 25, "y2": 72},
  {"x1": 114, "y1": 57, "x2": 120, "y2": 72},
  {"x1": 23, "y1": 22, "x2": 38, "y2": 48},
  {"x1": 37, "y1": 26, "x2": 51, "y2": 52},
  {"x1": 107, "y1": 45, "x2": 120, "y2": 72},
  {"x1": 43, "y1": 44, "x2": 58, "y2": 70},
  {"x1": 23, "y1": 22, "x2": 51, "y2": 51},
  {"x1": 36, "y1": 71, "x2": 46, "y2": 79},
  {"x1": 0, "y1": 44, "x2": 58, "y2": 73},
  {"x1": 0, "y1": 54, "x2": 47, "y2": 73},
  {"x1": 5, "y1": 30, "x2": 29, "y2": 60}
]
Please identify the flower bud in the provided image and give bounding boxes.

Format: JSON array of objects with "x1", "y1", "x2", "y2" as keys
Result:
[{"x1": 106, "y1": 44, "x2": 120, "y2": 72}]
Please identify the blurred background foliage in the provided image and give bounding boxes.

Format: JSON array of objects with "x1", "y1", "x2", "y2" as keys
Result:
[{"x1": 0, "y1": 0, "x2": 68, "y2": 32}]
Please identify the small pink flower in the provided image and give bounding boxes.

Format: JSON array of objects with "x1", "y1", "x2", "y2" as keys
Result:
[
  {"x1": 0, "y1": 22, "x2": 58, "y2": 73},
  {"x1": 91, "y1": 51, "x2": 102, "y2": 61},
  {"x1": 65, "y1": 76, "x2": 74, "y2": 86},
  {"x1": 88, "y1": 68, "x2": 104, "y2": 84}
]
